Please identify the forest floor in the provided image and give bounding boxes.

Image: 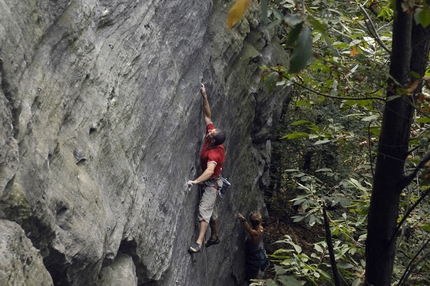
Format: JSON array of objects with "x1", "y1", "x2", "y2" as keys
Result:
[{"x1": 262, "y1": 214, "x2": 325, "y2": 280}]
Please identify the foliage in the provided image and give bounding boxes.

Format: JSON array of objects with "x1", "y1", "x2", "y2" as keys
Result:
[
  {"x1": 269, "y1": 169, "x2": 369, "y2": 285},
  {"x1": 224, "y1": 0, "x2": 430, "y2": 285}
]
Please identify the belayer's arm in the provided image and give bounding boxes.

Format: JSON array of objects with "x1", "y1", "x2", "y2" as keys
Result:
[{"x1": 238, "y1": 213, "x2": 261, "y2": 243}]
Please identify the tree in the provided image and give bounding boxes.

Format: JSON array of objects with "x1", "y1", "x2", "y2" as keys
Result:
[{"x1": 366, "y1": 1, "x2": 430, "y2": 285}]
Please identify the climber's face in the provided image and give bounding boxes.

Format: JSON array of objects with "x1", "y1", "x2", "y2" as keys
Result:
[
  {"x1": 206, "y1": 128, "x2": 217, "y2": 146},
  {"x1": 207, "y1": 128, "x2": 217, "y2": 139}
]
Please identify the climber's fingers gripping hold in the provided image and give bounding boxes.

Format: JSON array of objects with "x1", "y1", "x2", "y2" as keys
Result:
[
  {"x1": 200, "y1": 83, "x2": 206, "y2": 95},
  {"x1": 187, "y1": 180, "x2": 195, "y2": 187}
]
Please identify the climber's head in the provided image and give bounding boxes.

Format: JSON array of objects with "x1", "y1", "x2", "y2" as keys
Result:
[
  {"x1": 207, "y1": 128, "x2": 226, "y2": 146},
  {"x1": 249, "y1": 211, "x2": 262, "y2": 228}
]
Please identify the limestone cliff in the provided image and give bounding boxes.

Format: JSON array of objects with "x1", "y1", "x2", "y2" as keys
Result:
[{"x1": 0, "y1": 0, "x2": 290, "y2": 285}]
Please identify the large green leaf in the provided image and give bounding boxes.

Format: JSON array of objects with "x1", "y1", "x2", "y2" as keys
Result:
[
  {"x1": 417, "y1": 4, "x2": 430, "y2": 28},
  {"x1": 281, "y1": 132, "x2": 309, "y2": 139},
  {"x1": 277, "y1": 275, "x2": 303, "y2": 286},
  {"x1": 290, "y1": 119, "x2": 313, "y2": 126},
  {"x1": 261, "y1": 0, "x2": 268, "y2": 25},
  {"x1": 286, "y1": 23, "x2": 303, "y2": 46},
  {"x1": 417, "y1": 117, "x2": 430, "y2": 123},
  {"x1": 307, "y1": 15, "x2": 327, "y2": 35},
  {"x1": 288, "y1": 26, "x2": 312, "y2": 74}
]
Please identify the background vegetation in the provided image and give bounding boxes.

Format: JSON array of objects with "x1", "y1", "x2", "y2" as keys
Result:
[{"x1": 228, "y1": 0, "x2": 430, "y2": 285}]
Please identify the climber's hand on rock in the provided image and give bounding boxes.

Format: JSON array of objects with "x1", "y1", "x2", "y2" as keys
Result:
[
  {"x1": 238, "y1": 213, "x2": 245, "y2": 221},
  {"x1": 187, "y1": 180, "x2": 195, "y2": 187},
  {"x1": 200, "y1": 83, "x2": 206, "y2": 96}
]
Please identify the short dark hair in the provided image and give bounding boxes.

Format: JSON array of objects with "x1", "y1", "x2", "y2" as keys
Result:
[{"x1": 213, "y1": 129, "x2": 226, "y2": 146}]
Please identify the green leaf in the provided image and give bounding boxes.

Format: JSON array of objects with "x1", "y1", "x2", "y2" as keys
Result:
[
  {"x1": 284, "y1": 14, "x2": 303, "y2": 26},
  {"x1": 291, "y1": 119, "x2": 313, "y2": 126},
  {"x1": 417, "y1": 6, "x2": 430, "y2": 28},
  {"x1": 339, "y1": 197, "x2": 350, "y2": 207},
  {"x1": 417, "y1": 117, "x2": 430, "y2": 123},
  {"x1": 345, "y1": 99, "x2": 374, "y2": 107},
  {"x1": 369, "y1": 126, "x2": 381, "y2": 136},
  {"x1": 307, "y1": 15, "x2": 327, "y2": 35},
  {"x1": 386, "y1": 95, "x2": 401, "y2": 102},
  {"x1": 261, "y1": 0, "x2": 268, "y2": 25},
  {"x1": 265, "y1": 72, "x2": 278, "y2": 93},
  {"x1": 421, "y1": 224, "x2": 430, "y2": 232},
  {"x1": 362, "y1": 114, "x2": 378, "y2": 121},
  {"x1": 411, "y1": 70, "x2": 421, "y2": 79},
  {"x1": 314, "y1": 139, "x2": 331, "y2": 145},
  {"x1": 337, "y1": 262, "x2": 354, "y2": 269},
  {"x1": 277, "y1": 275, "x2": 302, "y2": 286},
  {"x1": 286, "y1": 23, "x2": 303, "y2": 46},
  {"x1": 295, "y1": 99, "x2": 310, "y2": 107},
  {"x1": 274, "y1": 264, "x2": 288, "y2": 276},
  {"x1": 281, "y1": 132, "x2": 309, "y2": 139},
  {"x1": 265, "y1": 279, "x2": 279, "y2": 286},
  {"x1": 288, "y1": 26, "x2": 312, "y2": 74},
  {"x1": 349, "y1": 178, "x2": 370, "y2": 192},
  {"x1": 265, "y1": 18, "x2": 283, "y2": 30},
  {"x1": 314, "y1": 244, "x2": 324, "y2": 253},
  {"x1": 316, "y1": 168, "x2": 332, "y2": 172},
  {"x1": 292, "y1": 215, "x2": 305, "y2": 222}
]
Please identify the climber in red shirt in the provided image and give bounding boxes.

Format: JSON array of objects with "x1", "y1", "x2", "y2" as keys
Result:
[{"x1": 187, "y1": 83, "x2": 226, "y2": 253}]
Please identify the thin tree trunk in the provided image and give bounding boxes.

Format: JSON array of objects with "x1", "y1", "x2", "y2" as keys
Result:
[
  {"x1": 365, "y1": 1, "x2": 413, "y2": 285},
  {"x1": 365, "y1": 1, "x2": 430, "y2": 284}
]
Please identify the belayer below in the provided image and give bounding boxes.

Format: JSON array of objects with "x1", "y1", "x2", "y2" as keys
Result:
[{"x1": 238, "y1": 211, "x2": 270, "y2": 282}]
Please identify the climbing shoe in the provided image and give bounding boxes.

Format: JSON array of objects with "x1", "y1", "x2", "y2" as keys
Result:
[
  {"x1": 205, "y1": 236, "x2": 220, "y2": 247},
  {"x1": 189, "y1": 242, "x2": 201, "y2": 253}
]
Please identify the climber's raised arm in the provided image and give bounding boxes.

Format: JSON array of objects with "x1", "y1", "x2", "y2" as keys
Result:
[{"x1": 201, "y1": 83, "x2": 212, "y2": 125}]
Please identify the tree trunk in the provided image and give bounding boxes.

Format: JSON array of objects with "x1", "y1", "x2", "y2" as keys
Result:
[{"x1": 365, "y1": 1, "x2": 430, "y2": 284}]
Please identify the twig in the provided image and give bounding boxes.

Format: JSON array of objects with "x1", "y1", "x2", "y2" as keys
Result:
[
  {"x1": 293, "y1": 81, "x2": 386, "y2": 101},
  {"x1": 398, "y1": 239, "x2": 430, "y2": 285},
  {"x1": 391, "y1": 187, "x2": 430, "y2": 243},
  {"x1": 323, "y1": 206, "x2": 341, "y2": 286},
  {"x1": 401, "y1": 150, "x2": 430, "y2": 189},
  {"x1": 358, "y1": 4, "x2": 392, "y2": 54},
  {"x1": 367, "y1": 121, "x2": 375, "y2": 179}
]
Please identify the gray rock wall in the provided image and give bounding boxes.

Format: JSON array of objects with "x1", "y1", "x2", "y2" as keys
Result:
[{"x1": 0, "y1": 0, "x2": 290, "y2": 285}]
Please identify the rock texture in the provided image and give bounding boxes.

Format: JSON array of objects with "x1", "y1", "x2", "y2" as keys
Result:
[
  {"x1": 0, "y1": 219, "x2": 53, "y2": 286},
  {"x1": 0, "y1": 0, "x2": 290, "y2": 285}
]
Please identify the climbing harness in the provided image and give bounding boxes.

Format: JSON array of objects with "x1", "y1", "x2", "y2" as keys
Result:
[{"x1": 219, "y1": 177, "x2": 231, "y2": 198}]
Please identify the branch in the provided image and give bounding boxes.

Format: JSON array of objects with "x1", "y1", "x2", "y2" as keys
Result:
[
  {"x1": 323, "y1": 206, "x2": 341, "y2": 286},
  {"x1": 293, "y1": 81, "x2": 386, "y2": 101},
  {"x1": 401, "y1": 150, "x2": 430, "y2": 188},
  {"x1": 391, "y1": 187, "x2": 430, "y2": 243},
  {"x1": 358, "y1": 4, "x2": 392, "y2": 54},
  {"x1": 367, "y1": 121, "x2": 375, "y2": 179},
  {"x1": 398, "y1": 239, "x2": 430, "y2": 285},
  {"x1": 267, "y1": 66, "x2": 387, "y2": 101}
]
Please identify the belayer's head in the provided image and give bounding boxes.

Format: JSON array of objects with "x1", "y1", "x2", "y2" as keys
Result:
[
  {"x1": 207, "y1": 128, "x2": 226, "y2": 146},
  {"x1": 249, "y1": 211, "x2": 262, "y2": 228}
]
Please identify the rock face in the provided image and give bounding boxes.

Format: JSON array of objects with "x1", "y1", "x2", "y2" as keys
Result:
[{"x1": 0, "y1": 0, "x2": 290, "y2": 285}]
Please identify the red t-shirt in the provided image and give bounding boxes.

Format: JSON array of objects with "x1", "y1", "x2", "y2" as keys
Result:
[{"x1": 200, "y1": 123, "x2": 225, "y2": 178}]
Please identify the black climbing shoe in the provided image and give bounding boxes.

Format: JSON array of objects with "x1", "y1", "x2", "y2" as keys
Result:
[
  {"x1": 205, "y1": 237, "x2": 220, "y2": 247},
  {"x1": 189, "y1": 242, "x2": 201, "y2": 253}
]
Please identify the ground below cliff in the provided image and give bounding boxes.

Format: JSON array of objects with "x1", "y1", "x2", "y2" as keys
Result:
[{"x1": 263, "y1": 214, "x2": 325, "y2": 280}]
